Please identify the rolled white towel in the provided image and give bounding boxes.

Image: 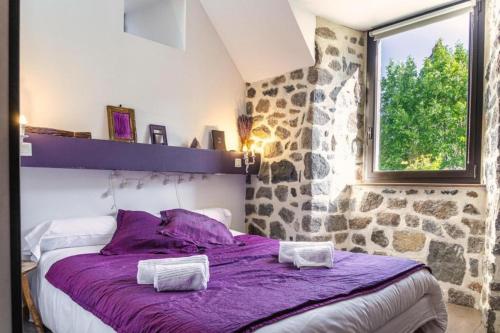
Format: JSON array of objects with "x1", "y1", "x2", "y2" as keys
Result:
[
  {"x1": 153, "y1": 263, "x2": 208, "y2": 291},
  {"x1": 279, "y1": 241, "x2": 334, "y2": 263},
  {"x1": 293, "y1": 245, "x2": 334, "y2": 269},
  {"x1": 137, "y1": 255, "x2": 209, "y2": 284}
]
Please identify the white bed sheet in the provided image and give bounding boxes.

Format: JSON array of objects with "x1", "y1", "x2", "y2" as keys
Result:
[{"x1": 33, "y1": 232, "x2": 447, "y2": 333}]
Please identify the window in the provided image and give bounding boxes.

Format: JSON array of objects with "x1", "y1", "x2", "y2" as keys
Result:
[
  {"x1": 124, "y1": 0, "x2": 186, "y2": 49},
  {"x1": 365, "y1": 1, "x2": 484, "y2": 183}
]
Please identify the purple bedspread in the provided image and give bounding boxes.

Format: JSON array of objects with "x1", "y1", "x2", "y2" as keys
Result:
[{"x1": 46, "y1": 235, "x2": 425, "y2": 333}]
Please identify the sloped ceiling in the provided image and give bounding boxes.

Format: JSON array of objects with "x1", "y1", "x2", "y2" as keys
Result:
[
  {"x1": 200, "y1": 0, "x2": 457, "y2": 82},
  {"x1": 200, "y1": 0, "x2": 316, "y2": 83},
  {"x1": 281, "y1": 0, "x2": 457, "y2": 31}
]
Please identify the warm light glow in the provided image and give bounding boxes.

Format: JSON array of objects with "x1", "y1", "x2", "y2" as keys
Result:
[
  {"x1": 19, "y1": 115, "x2": 27, "y2": 125},
  {"x1": 250, "y1": 144, "x2": 256, "y2": 156},
  {"x1": 253, "y1": 144, "x2": 263, "y2": 155},
  {"x1": 242, "y1": 145, "x2": 248, "y2": 153}
]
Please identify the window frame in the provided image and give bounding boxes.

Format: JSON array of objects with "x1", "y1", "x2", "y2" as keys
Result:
[{"x1": 364, "y1": 0, "x2": 485, "y2": 184}]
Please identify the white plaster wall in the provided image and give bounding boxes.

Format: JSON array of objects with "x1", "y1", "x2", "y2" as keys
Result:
[
  {"x1": 20, "y1": 0, "x2": 243, "y2": 149},
  {"x1": 20, "y1": 0, "x2": 247, "y2": 237},
  {"x1": 20, "y1": 169, "x2": 246, "y2": 247}
]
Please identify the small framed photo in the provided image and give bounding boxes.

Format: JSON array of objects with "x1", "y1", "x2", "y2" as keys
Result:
[
  {"x1": 211, "y1": 130, "x2": 226, "y2": 151},
  {"x1": 107, "y1": 105, "x2": 137, "y2": 143},
  {"x1": 149, "y1": 124, "x2": 168, "y2": 145}
]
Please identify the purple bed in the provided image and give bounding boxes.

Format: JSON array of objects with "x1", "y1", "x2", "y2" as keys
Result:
[{"x1": 43, "y1": 234, "x2": 447, "y2": 333}]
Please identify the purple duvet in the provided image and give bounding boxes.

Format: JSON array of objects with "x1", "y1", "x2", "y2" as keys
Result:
[{"x1": 46, "y1": 235, "x2": 425, "y2": 333}]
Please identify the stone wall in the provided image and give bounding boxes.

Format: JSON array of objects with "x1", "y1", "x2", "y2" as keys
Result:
[
  {"x1": 245, "y1": 12, "x2": 495, "y2": 313},
  {"x1": 349, "y1": 185, "x2": 486, "y2": 308},
  {"x1": 482, "y1": 0, "x2": 500, "y2": 330},
  {"x1": 245, "y1": 18, "x2": 365, "y2": 245}
]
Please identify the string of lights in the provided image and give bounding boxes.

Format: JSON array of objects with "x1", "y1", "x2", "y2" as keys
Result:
[{"x1": 101, "y1": 171, "x2": 210, "y2": 212}]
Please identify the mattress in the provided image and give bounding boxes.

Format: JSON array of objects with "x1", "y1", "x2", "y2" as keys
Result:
[{"x1": 33, "y1": 233, "x2": 447, "y2": 333}]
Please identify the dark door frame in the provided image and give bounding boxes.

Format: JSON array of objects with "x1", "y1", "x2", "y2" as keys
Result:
[{"x1": 9, "y1": 0, "x2": 22, "y2": 331}]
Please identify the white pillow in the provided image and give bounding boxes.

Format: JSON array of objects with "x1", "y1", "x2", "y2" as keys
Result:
[
  {"x1": 193, "y1": 208, "x2": 232, "y2": 228},
  {"x1": 24, "y1": 216, "x2": 116, "y2": 261}
]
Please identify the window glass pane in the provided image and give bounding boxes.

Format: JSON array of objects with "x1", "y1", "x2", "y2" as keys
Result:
[{"x1": 375, "y1": 13, "x2": 470, "y2": 172}]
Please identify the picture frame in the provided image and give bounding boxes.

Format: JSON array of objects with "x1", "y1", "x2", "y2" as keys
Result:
[
  {"x1": 211, "y1": 130, "x2": 226, "y2": 151},
  {"x1": 149, "y1": 124, "x2": 168, "y2": 145},
  {"x1": 107, "y1": 105, "x2": 137, "y2": 143}
]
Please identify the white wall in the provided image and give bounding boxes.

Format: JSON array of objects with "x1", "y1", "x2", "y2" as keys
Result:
[
  {"x1": 20, "y1": 0, "x2": 247, "y2": 237},
  {"x1": 21, "y1": 169, "x2": 246, "y2": 243},
  {"x1": 21, "y1": 0, "x2": 243, "y2": 149}
]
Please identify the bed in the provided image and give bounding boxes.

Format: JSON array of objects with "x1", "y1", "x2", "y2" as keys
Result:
[{"x1": 32, "y1": 229, "x2": 447, "y2": 333}]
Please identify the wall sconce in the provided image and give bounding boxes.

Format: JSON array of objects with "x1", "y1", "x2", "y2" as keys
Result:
[{"x1": 243, "y1": 144, "x2": 256, "y2": 174}]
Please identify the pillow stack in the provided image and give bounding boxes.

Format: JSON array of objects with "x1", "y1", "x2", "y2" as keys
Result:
[
  {"x1": 24, "y1": 208, "x2": 238, "y2": 262},
  {"x1": 100, "y1": 210, "x2": 197, "y2": 255}
]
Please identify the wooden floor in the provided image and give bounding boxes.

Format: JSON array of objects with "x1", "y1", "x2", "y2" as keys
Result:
[{"x1": 23, "y1": 303, "x2": 483, "y2": 333}]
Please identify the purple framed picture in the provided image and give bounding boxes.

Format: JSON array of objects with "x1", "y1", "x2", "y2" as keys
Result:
[
  {"x1": 149, "y1": 124, "x2": 168, "y2": 145},
  {"x1": 107, "y1": 105, "x2": 137, "y2": 143}
]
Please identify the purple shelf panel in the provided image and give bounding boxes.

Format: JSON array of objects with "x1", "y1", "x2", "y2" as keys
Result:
[{"x1": 21, "y1": 134, "x2": 260, "y2": 175}]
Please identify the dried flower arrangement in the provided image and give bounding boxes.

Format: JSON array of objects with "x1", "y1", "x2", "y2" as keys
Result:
[{"x1": 237, "y1": 114, "x2": 253, "y2": 151}]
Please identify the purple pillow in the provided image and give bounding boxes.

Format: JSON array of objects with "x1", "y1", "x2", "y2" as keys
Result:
[
  {"x1": 159, "y1": 209, "x2": 239, "y2": 247},
  {"x1": 100, "y1": 210, "x2": 197, "y2": 255}
]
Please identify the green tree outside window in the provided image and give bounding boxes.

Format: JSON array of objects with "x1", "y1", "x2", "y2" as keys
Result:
[{"x1": 378, "y1": 39, "x2": 469, "y2": 171}]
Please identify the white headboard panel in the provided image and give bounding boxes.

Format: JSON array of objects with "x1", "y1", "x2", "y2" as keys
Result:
[{"x1": 20, "y1": 168, "x2": 246, "y2": 246}]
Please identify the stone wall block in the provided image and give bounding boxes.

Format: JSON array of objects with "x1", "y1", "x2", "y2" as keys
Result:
[
  {"x1": 349, "y1": 217, "x2": 372, "y2": 230},
  {"x1": 304, "y1": 152, "x2": 330, "y2": 180},
  {"x1": 302, "y1": 215, "x2": 322, "y2": 233},
  {"x1": 270, "y1": 221, "x2": 286, "y2": 240},
  {"x1": 387, "y1": 198, "x2": 407, "y2": 209},
  {"x1": 371, "y1": 230, "x2": 389, "y2": 248},
  {"x1": 413, "y1": 200, "x2": 458, "y2": 219},
  {"x1": 405, "y1": 215, "x2": 420, "y2": 227},
  {"x1": 393, "y1": 231, "x2": 426, "y2": 253},
  {"x1": 376, "y1": 213, "x2": 401, "y2": 227},
  {"x1": 359, "y1": 192, "x2": 384, "y2": 212},
  {"x1": 427, "y1": 240, "x2": 466, "y2": 285},
  {"x1": 422, "y1": 219, "x2": 444, "y2": 237},
  {"x1": 325, "y1": 214, "x2": 348, "y2": 232},
  {"x1": 448, "y1": 288, "x2": 475, "y2": 307}
]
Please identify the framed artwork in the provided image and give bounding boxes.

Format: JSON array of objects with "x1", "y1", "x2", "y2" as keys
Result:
[
  {"x1": 211, "y1": 130, "x2": 226, "y2": 151},
  {"x1": 107, "y1": 105, "x2": 137, "y2": 143},
  {"x1": 149, "y1": 124, "x2": 168, "y2": 145}
]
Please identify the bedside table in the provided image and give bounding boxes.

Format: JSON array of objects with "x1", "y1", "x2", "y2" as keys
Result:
[{"x1": 22, "y1": 261, "x2": 44, "y2": 333}]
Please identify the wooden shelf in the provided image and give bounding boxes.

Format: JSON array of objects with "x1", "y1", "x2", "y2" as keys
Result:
[{"x1": 21, "y1": 134, "x2": 260, "y2": 175}]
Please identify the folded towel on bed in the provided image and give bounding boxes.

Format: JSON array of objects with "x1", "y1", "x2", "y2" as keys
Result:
[
  {"x1": 153, "y1": 262, "x2": 208, "y2": 291},
  {"x1": 292, "y1": 245, "x2": 334, "y2": 269},
  {"x1": 278, "y1": 241, "x2": 334, "y2": 264},
  {"x1": 137, "y1": 255, "x2": 209, "y2": 284}
]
